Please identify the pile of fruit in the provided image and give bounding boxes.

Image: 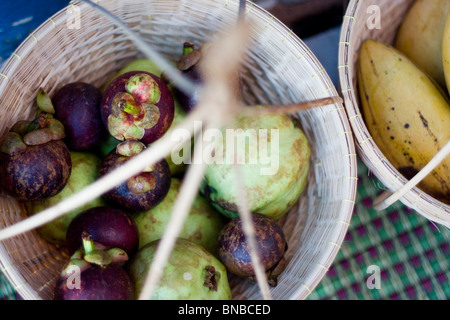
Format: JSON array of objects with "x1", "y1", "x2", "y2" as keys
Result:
[
  {"x1": 357, "y1": 0, "x2": 450, "y2": 203},
  {"x1": 0, "y1": 42, "x2": 311, "y2": 300}
]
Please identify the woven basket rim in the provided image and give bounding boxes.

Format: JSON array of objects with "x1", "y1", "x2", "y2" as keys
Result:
[
  {"x1": 338, "y1": 0, "x2": 450, "y2": 228},
  {"x1": 0, "y1": 0, "x2": 357, "y2": 300}
]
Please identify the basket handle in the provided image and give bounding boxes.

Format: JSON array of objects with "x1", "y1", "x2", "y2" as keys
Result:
[{"x1": 373, "y1": 140, "x2": 450, "y2": 211}]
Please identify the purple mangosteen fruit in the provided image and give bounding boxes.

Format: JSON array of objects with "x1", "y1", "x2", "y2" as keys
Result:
[
  {"x1": 217, "y1": 213, "x2": 288, "y2": 286},
  {"x1": 99, "y1": 140, "x2": 171, "y2": 213},
  {"x1": 52, "y1": 82, "x2": 106, "y2": 151},
  {"x1": 66, "y1": 206, "x2": 139, "y2": 257},
  {"x1": 54, "y1": 233, "x2": 134, "y2": 300},
  {"x1": 101, "y1": 71, "x2": 174, "y2": 144},
  {"x1": 0, "y1": 102, "x2": 71, "y2": 202}
]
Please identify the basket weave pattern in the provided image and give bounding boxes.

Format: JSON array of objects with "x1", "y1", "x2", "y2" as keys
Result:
[
  {"x1": 339, "y1": 0, "x2": 450, "y2": 227},
  {"x1": 0, "y1": 0, "x2": 356, "y2": 300}
]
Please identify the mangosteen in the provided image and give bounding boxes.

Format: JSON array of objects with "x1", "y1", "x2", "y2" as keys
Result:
[
  {"x1": 128, "y1": 238, "x2": 231, "y2": 300},
  {"x1": 0, "y1": 102, "x2": 71, "y2": 202},
  {"x1": 54, "y1": 233, "x2": 134, "y2": 300},
  {"x1": 101, "y1": 71, "x2": 174, "y2": 144},
  {"x1": 66, "y1": 206, "x2": 139, "y2": 257},
  {"x1": 217, "y1": 213, "x2": 288, "y2": 287},
  {"x1": 169, "y1": 41, "x2": 242, "y2": 112},
  {"x1": 52, "y1": 82, "x2": 106, "y2": 151},
  {"x1": 99, "y1": 140, "x2": 171, "y2": 212}
]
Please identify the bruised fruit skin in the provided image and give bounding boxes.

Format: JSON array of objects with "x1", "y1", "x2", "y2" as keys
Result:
[
  {"x1": 25, "y1": 151, "x2": 105, "y2": 245},
  {"x1": 54, "y1": 234, "x2": 134, "y2": 300},
  {"x1": 66, "y1": 206, "x2": 139, "y2": 257},
  {"x1": 128, "y1": 238, "x2": 231, "y2": 300},
  {"x1": 218, "y1": 213, "x2": 287, "y2": 286},
  {"x1": 132, "y1": 178, "x2": 225, "y2": 254},
  {"x1": 0, "y1": 139, "x2": 71, "y2": 202},
  {"x1": 99, "y1": 144, "x2": 171, "y2": 213},
  {"x1": 52, "y1": 82, "x2": 106, "y2": 151},
  {"x1": 101, "y1": 71, "x2": 174, "y2": 144}
]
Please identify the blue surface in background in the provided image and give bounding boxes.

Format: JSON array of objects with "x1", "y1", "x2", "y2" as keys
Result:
[{"x1": 0, "y1": 1, "x2": 70, "y2": 66}]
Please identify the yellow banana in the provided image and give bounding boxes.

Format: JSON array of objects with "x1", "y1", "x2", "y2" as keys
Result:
[
  {"x1": 443, "y1": 11, "x2": 450, "y2": 94},
  {"x1": 395, "y1": 0, "x2": 450, "y2": 89},
  {"x1": 358, "y1": 40, "x2": 450, "y2": 203}
]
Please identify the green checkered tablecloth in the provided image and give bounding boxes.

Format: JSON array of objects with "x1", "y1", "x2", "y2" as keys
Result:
[{"x1": 306, "y1": 158, "x2": 449, "y2": 300}]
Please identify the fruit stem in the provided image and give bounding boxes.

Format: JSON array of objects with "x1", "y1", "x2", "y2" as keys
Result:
[
  {"x1": 82, "y1": 232, "x2": 95, "y2": 255},
  {"x1": 36, "y1": 88, "x2": 55, "y2": 114},
  {"x1": 182, "y1": 42, "x2": 195, "y2": 56},
  {"x1": 123, "y1": 101, "x2": 141, "y2": 115}
]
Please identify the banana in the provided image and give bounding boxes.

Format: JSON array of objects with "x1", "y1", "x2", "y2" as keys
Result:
[
  {"x1": 443, "y1": 11, "x2": 450, "y2": 94},
  {"x1": 357, "y1": 40, "x2": 450, "y2": 203},
  {"x1": 395, "y1": 0, "x2": 450, "y2": 89}
]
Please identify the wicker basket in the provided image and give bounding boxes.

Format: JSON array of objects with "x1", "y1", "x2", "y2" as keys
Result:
[
  {"x1": 0, "y1": 0, "x2": 357, "y2": 300},
  {"x1": 339, "y1": 0, "x2": 450, "y2": 228}
]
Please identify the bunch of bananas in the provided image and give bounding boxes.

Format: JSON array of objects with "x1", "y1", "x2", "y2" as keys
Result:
[{"x1": 357, "y1": 0, "x2": 450, "y2": 203}]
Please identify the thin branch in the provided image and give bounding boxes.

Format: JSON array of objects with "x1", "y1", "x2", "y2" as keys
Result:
[
  {"x1": 138, "y1": 125, "x2": 209, "y2": 300},
  {"x1": 233, "y1": 163, "x2": 273, "y2": 300},
  {"x1": 373, "y1": 140, "x2": 450, "y2": 211},
  {"x1": 242, "y1": 96, "x2": 343, "y2": 116}
]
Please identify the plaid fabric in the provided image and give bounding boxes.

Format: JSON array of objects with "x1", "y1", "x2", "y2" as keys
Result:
[{"x1": 307, "y1": 157, "x2": 450, "y2": 300}]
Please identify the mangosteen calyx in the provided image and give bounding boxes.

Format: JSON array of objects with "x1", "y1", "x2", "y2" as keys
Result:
[
  {"x1": 0, "y1": 112, "x2": 66, "y2": 156},
  {"x1": 116, "y1": 140, "x2": 146, "y2": 157},
  {"x1": 61, "y1": 232, "x2": 129, "y2": 276},
  {"x1": 203, "y1": 266, "x2": 219, "y2": 292},
  {"x1": 0, "y1": 132, "x2": 27, "y2": 156},
  {"x1": 114, "y1": 140, "x2": 157, "y2": 195},
  {"x1": 177, "y1": 42, "x2": 202, "y2": 71},
  {"x1": 107, "y1": 73, "x2": 163, "y2": 141}
]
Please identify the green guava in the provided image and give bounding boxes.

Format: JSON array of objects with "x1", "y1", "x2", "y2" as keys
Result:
[
  {"x1": 200, "y1": 108, "x2": 310, "y2": 220},
  {"x1": 128, "y1": 238, "x2": 232, "y2": 300},
  {"x1": 25, "y1": 151, "x2": 106, "y2": 245},
  {"x1": 132, "y1": 178, "x2": 225, "y2": 254}
]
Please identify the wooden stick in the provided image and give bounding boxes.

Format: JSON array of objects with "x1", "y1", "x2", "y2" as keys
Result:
[
  {"x1": 243, "y1": 96, "x2": 343, "y2": 116},
  {"x1": 373, "y1": 140, "x2": 450, "y2": 211},
  {"x1": 233, "y1": 163, "x2": 273, "y2": 300}
]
